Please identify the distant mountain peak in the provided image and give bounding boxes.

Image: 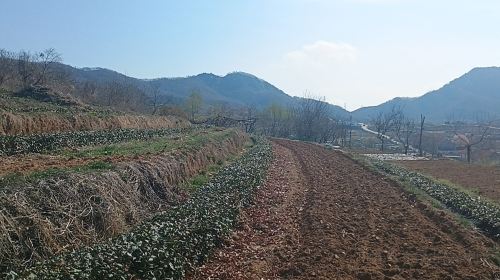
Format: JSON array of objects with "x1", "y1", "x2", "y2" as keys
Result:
[
  {"x1": 225, "y1": 71, "x2": 258, "y2": 78},
  {"x1": 353, "y1": 66, "x2": 500, "y2": 122},
  {"x1": 61, "y1": 62, "x2": 350, "y2": 117},
  {"x1": 80, "y1": 67, "x2": 106, "y2": 71}
]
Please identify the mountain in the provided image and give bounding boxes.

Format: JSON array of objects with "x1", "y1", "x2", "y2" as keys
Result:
[
  {"x1": 60, "y1": 64, "x2": 350, "y2": 117},
  {"x1": 150, "y1": 72, "x2": 292, "y2": 108},
  {"x1": 352, "y1": 67, "x2": 500, "y2": 122}
]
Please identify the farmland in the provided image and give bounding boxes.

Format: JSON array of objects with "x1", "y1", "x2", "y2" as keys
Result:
[
  {"x1": 1, "y1": 80, "x2": 500, "y2": 279},
  {"x1": 0, "y1": 125, "x2": 252, "y2": 276},
  {"x1": 190, "y1": 139, "x2": 498, "y2": 279},
  {"x1": 8, "y1": 136, "x2": 272, "y2": 279},
  {"x1": 395, "y1": 159, "x2": 500, "y2": 203},
  {"x1": 3, "y1": 126, "x2": 500, "y2": 278}
]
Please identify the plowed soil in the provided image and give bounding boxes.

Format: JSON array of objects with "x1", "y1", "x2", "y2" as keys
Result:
[
  {"x1": 395, "y1": 160, "x2": 500, "y2": 203},
  {"x1": 190, "y1": 139, "x2": 499, "y2": 279}
]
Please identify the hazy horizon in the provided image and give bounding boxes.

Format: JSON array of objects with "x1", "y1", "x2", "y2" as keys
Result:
[{"x1": 2, "y1": 0, "x2": 500, "y2": 110}]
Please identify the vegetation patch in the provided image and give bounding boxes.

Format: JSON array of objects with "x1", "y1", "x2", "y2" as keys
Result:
[
  {"x1": 0, "y1": 127, "x2": 196, "y2": 156},
  {"x1": 0, "y1": 129, "x2": 248, "y2": 276},
  {"x1": 9, "y1": 137, "x2": 272, "y2": 280},
  {"x1": 364, "y1": 157, "x2": 500, "y2": 239}
]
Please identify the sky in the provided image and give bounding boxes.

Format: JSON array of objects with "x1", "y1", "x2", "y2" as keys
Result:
[{"x1": 1, "y1": 0, "x2": 500, "y2": 110}]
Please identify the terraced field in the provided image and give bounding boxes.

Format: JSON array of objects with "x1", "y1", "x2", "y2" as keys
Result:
[
  {"x1": 0, "y1": 126, "x2": 251, "y2": 276},
  {"x1": 3, "y1": 134, "x2": 500, "y2": 279},
  {"x1": 395, "y1": 159, "x2": 500, "y2": 203}
]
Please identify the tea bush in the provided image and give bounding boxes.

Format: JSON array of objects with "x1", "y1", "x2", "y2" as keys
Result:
[
  {"x1": 0, "y1": 127, "x2": 197, "y2": 156},
  {"x1": 9, "y1": 138, "x2": 272, "y2": 280},
  {"x1": 371, "y1": 159, "x2": 500, "y2": 239}
]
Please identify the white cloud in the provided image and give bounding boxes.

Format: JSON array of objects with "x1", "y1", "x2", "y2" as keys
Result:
[{"x1": 285, "y1": 41, "x2": 357, "y2": 65}]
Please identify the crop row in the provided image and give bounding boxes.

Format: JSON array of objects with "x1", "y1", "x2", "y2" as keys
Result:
[
  {"x1": 9, "y1": 137, "x2": 273, "y2": 280},
  {"x1": 370, "y1": 159, "x2": 500, "y2": 239},
  {"x1": 0, "y1": 127, "x2": 200, "y2": 156}
]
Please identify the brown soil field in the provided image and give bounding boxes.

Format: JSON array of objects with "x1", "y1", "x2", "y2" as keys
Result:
[
  {"x1": 190, "y1": 139, "x2": 498, "y2": 279},
  {"x1": 395, "y1": 160, "x2": 500, "y2": 203}
]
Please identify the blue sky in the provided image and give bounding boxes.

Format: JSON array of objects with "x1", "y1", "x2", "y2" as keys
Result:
[{"x1": 1, "y1": 0, "x2": 500, "y2": 110}]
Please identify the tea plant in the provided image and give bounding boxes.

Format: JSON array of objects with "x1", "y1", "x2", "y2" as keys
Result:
[
  {"x1": 371, "y1": 159, "x2": 500, "y2": 239},
  {"x1": 9, "y1": 138, "x2": 272, "y2": 280},
  {"x1": 0, "y1": 127, "x2": 197, "y2": 156}
]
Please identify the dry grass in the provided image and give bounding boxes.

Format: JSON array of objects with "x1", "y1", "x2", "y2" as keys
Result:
[
  {"x1": 0, "y1": 129, "x2": 249, "y2": 274},
  {"x1": 0, "y1": 112, "x2": 190, "y2": 135}
]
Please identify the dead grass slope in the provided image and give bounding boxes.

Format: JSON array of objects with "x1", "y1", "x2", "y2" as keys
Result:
[
  {"x1": 0, "y1": 129, "x2": 248, "y2": 275},
  {"x1": 0, "y1": 112, "x2": 190, "y2": 135}
]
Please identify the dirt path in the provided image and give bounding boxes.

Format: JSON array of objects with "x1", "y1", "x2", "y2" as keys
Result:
[{"x1": 190, "y1": 139, "x2": 499, "y2": 279}]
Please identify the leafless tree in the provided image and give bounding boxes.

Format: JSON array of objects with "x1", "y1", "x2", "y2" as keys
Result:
[
  {"x1": 15, "y1": 48, "x2": 62, "y2": 90},
  {"x1": 74, "y1": 81, "x2": 98, "y2": 103},
  {"x1": 293, "y1": 94, "x2": 329, "y2": 141},
  {"x1": 372, "y1": 106, "x2": 401, "y2": 151},
  {"x1": 452, "y1": 121, "x2": 491, "y2": 164},
  {"x1": 418, "y1": 114, "x2": 426, "y2": 156},
  {"x1": 16, "y1": 50, "x2": 38, "y2": 89},
  {"x1": 148, "y1": 82, "x2": 161, "y2": 114},
  {"x1": 394, "y1": 113, "x2": 416, "y2": 154},
  {"x1": 186, "y1": 90, "x2": 203, "y2": 121},
  {"x1": 0, "y1": 49, "x2": 15, "y2": 88},
  {"x1": 316, "y1": 117, "x2": 339, "y2": 144},
  {"x1": 32, "y1": 48, "x2": 62, "y2": 86},
  {"x1": 258, "y1": 103, "x2": 292, "y2": 137},
  {"x1": 103, "y1": 81, "x2": 121, "y2": 107},
  {"x1": 95, "y1": 81, "x2": 149, "y2": 112}
]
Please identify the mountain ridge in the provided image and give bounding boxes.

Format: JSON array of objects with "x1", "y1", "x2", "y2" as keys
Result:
[
  {"x1": 61, "y1": 63, "x2": 500, "y2": 122},
  {"x1": 61, "y1": 64, "x2": 350, "y2": 117},
  {"x1": 352, "y1": 66, "x2": 500, "y2": 122}
]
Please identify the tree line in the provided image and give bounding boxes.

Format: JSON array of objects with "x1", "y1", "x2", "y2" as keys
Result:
[{"x1": 0, "y1": 48, "x2": 65, "y2": 91}]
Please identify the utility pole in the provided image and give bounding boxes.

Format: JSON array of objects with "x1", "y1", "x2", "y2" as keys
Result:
[{"x1": 418, "y1": 114, "x2": 425, "y2": 156}]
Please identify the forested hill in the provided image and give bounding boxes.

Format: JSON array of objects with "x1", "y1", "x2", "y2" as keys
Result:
[
  {"x1": 352, "y1": 67, "x2": 500, "y2": 122},
  {"x1": 60, "y1": 64, "x2": 350, "y2": 117}
]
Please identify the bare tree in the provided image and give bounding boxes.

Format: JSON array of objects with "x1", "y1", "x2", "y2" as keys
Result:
[
  {"x1": 259, "y1": 103, "x2": 292, "y2": 137},
  {"x1": 148, "y1": 82, "x2": 161, "y2": 114},
  {"x1": 293, "y1": 94, "x2": 329, "y2": 141},
  {"x1": 394, "y1": 113, "x2": 416, "y2": 154},
  {"x1": 104, "y1": 81, "x2": 121, "y2": 107},
  {"x1": 372, "y1": 106, "x2": 401, "y2": 151},
  {"x1": 74, "y1": 81, "x2": 98, "y2": 104},
  {"x1": 0, "y1": 49, "x2": 14, "y2": 88},
  {"x1": 418, "y1": 114, "x2": 425, "y2": 156},
  {"x1": 16, "y1": 50, "x2": 37, "y2": 89},
  {"x1": 32, "y1": 48, "x2": 62, "y2": 86},
  {"x1": 242, "y1": 105, "x2": 257, "y2": 133},
  {"x1": 316, "y1": 117, "x2": 339, "y2": 144},
  {"x1": 15, "y1": 48, "x2": 62, "y2": 90},
  {"x1": 186, "y1": 90, "x2": 202, "y2": 121},
  {"x1": 453, "y1": 122, "x2": 491, "y2": 164}
]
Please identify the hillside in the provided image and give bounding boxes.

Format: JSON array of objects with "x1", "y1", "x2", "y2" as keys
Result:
[
  {"x1": 0, "y1": 88, "x2": 189, "y2": 135},
  {"x1": 352, "y1": 67, "x2": 500, "y2": 122},
  {"x1": 61, "y1": 64, "x2": 350, "y2": 117}
]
